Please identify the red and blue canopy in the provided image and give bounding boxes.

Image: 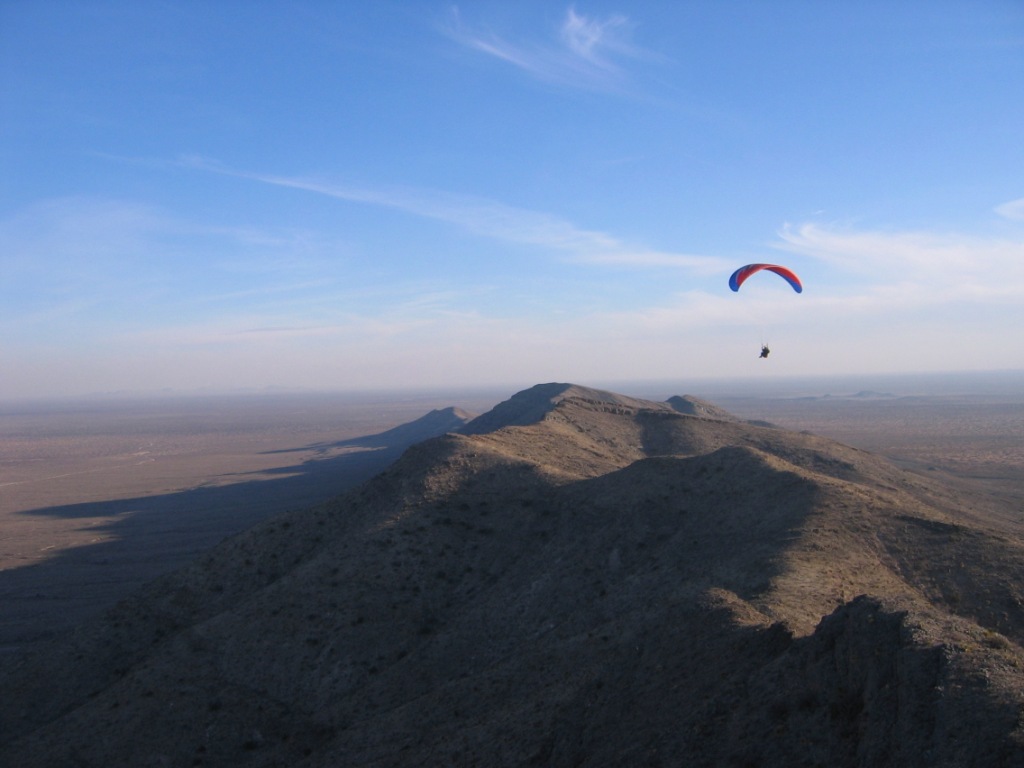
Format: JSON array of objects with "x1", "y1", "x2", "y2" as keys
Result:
[{"x1": 728, "y1": 263, "x2": 803, "y2": 293}]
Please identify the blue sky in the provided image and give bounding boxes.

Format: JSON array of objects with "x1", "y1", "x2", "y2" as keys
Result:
[{"x1": 2, "y1": 1, "x2": 1023, "y2": 398}]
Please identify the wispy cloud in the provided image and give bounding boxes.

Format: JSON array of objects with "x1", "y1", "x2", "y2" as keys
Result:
[
  {"x1": 0, "y1": 197, "x2": 169, "y2": 271},
  {"x1": 775, "y1": 222, "x2": 1024, "y2": 299},
  {"x1": 184, "y1": 156, "x2": 727, "y2": 274},
  {"x1": 0, "y1": 195, "x2": 363, "y2": 340},
  {"x1": 995, "y1": 197, "x2": 1024, "y2": 221},
  {"x1": 559, "y1": 7, "x2": 631, "y2": 68},
  {"x1": 0, "y1": 197, "x2": 179, "y2": 326},
  {"x1": 443, "y1": 5, "x2": 658, "y2": 92}
]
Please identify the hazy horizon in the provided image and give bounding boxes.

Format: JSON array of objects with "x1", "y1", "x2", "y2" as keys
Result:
[
  {"x1": 3, "y1": 3, "x2": 1022, "y2": 399},
  {"x1": 2, "y1": 368, "x2": 1022, "y2": 410}
]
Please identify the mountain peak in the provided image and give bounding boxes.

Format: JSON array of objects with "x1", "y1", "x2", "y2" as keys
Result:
[{"x1": 459, "y1": 382, "x2": 675, "y2": 435}]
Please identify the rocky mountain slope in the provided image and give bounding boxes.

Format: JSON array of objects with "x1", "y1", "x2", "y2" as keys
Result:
[{"x1": 2, "y1": 383, "x2": 1023, "y2": 767}]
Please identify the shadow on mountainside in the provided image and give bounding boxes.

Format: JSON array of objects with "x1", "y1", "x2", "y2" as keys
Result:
[
  {"x1": 0, "y1": 442, "x2": 825, "y2": 764},
  {"x1": 0, "y1": 409, "x2": 472, "y2": 650},
  {"x1": 265, "y1": 407, "x2": 473, "y2": 452}
]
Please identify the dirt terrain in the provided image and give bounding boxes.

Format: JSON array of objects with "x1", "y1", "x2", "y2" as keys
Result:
[
  {"x1": 722, "y1": 391, "x2": 1023, "y2": 471},
  {"x1": 2, "y1": 383, "x2": 1023, "y2": 766}
]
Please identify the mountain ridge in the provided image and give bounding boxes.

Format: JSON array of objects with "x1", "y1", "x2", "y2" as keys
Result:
[{"x1": 2, "y1": 383, "x2": 1022, "y2": 766}]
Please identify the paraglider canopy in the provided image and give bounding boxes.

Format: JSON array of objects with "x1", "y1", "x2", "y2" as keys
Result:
[{"x1": 728, "y1": 263, "x2": 803, "y2": 293}]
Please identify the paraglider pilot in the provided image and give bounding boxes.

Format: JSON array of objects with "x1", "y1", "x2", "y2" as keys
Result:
[{"x1": 759, "y1": 345, "x2": 770, "y2": 359}]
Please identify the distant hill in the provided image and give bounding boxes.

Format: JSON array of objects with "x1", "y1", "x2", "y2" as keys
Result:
[
  {"x1": 3, "y1": 384, "x2": 1023, "y2": 767},
  {"x1": 666, "y1": 393, "x2": 741, "y2": 420},
  {"x1": 335, "y1": 406, "x2": 475, "y2": 448}
]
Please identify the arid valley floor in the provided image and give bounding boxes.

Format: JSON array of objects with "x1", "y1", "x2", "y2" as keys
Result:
[
  {"x1": 1, "y1": 372, "x2": 1022, "y2": 766},
  {"x1": 0, "y1": 390, "x2": 502, "y2": 650}
]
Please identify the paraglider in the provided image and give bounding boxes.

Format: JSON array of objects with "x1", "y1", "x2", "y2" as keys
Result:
[
  {"x1": 728, "y1": 263, "x2": 802, "y2": 358},
  {"x1": 728, "y1": 263, "x2": 802, "y2": 293}
]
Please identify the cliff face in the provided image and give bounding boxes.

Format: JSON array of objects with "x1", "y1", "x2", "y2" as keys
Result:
[{"x1": 3, "y1": 384, "x2": 1023, "y2": 767}]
